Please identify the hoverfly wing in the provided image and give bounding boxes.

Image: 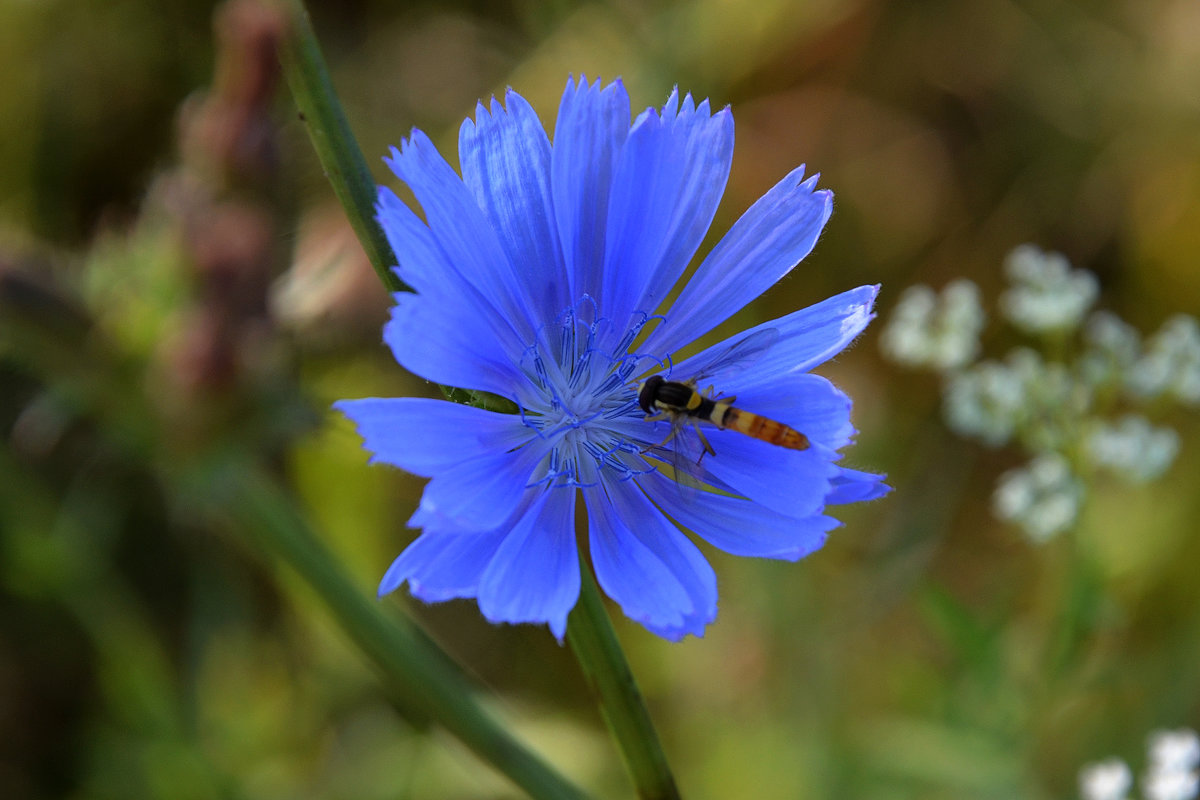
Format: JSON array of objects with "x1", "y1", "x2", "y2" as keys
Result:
[
  {"x1": 673, "y1": 327, "x2": 780, "y2": 386},
  {"x1": 665, "y1": 419, "x2": 709, "y2": 499},
  {"x1": 639, "y1": 414, "x2": 707, "y2": 499}
]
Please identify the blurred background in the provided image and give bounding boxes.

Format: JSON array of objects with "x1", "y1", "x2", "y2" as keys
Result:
[{"x1": 2, "y1": 0, "x2": 1198, "y2": 797}]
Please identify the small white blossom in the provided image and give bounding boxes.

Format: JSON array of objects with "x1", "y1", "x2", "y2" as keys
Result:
[
  {"x1": 943, "y1": 348, "x2": 1083, "y2": 450},
  {"x1": 944, "y1": 360, "x2": 1027, "y2": 446},
  {"x1": 1086, "y1": 416, "x2": 1180, "y2": 483},
  {"x1": 1149, "y1": 730, "x2": 1200, "y2": 774},
  {"x1": 992, "y1": 453, "x2": 1084, "y2": 542},
  {"x1": 1080, "y1": 758, "x2": 1133, "y2": 800},
  {"x1": 1127, "y1": 316, "x2": 1200, "y2": 406},
  {"x1": 880, "y1": 279, "x2": 985, "y2": 370},
  {"x1": 1000, "y1": 244, "x2": 1099, "y2": 334},
  {"x1": 1079, "y1": 730, "x2": 1200, "y2": 800},
  {"x1": 1081, "y1": 311, "x2": 1142, "y2": 389},
  {"x1": 1143, "y1": 769, "x2": 1199, "y2": 800}
]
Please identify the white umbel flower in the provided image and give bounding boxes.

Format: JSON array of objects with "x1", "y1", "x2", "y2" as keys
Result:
[
  {"x1": 1087, "y1": 416, "x2": 1180, "y2": 483},
  {"x1": 992, "y1": 453, "x2": 1084, "y2": 542},
  {"x1": 880, "y1": 279, "x2": 985, "y2": 370},
  {"x1": 1080, "y1": 758, "x2": 1133, "y2": 800},
  {"x1": 1081, "y1": 311, "x2": 1142, "y2": 389},
  {"x1": 1149, "y1": 730, "x2": 1200, "y2": 775},
  {"x1": 1128, "y1": 316, "x2": 1200, "y2": 406},
  {"x1": 1000, "y1": 244, "x2": 1099, "y2": 334}
]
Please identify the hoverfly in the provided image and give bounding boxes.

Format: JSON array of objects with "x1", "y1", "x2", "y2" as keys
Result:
[{"x1": 636, "y1": 328, "x2": 810, "y2": 476}]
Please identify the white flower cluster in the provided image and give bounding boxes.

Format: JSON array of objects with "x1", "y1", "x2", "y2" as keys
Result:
[
  {"x1": 1081, "y1": 759, "x2": 1134, "y2": 800},
  {"x1": 1087, "y1": 416, "x2": 1180, "y2": 484},
  {"x1": 880, "y1": 244, "x2": 1197, "y2": 543},
  {"x1": 880, "y1": 279, "x2": 985, "y2": 370},
  {"x1": 944, "y1": 359, "x2": 1027, "y2": 446},
  {"x1": 1081, "y1": 311, "x2": 1141, "y2": 389},
  {"x1": 993, "y1": 453, "x2": 1085, "y2": 542},
  {"x1": 1127, "y1": 316, "x2": 1200, "y2": 406},
  {"x1": 1001, "y1": 244, "x2": 1099, "y2": 333},
  {"x1": 1080, "y1": 728, "x2": 1200, "y2": 800}
]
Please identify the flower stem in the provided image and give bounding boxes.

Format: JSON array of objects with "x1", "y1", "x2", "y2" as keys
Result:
[
  {"x1": 197, "y1": 462, "x2": 588, "y2": 800},
  {"x1": 567, "y1": 557, "x2": 682, "y2": 800},
  {"x1": 277, "y1": 0, "x2": 407, "y2": 293}
]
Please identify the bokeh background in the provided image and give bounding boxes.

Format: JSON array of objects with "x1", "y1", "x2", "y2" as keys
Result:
[{"x1": 2, "y1": 0, "x2": 1198, "y2": 797}]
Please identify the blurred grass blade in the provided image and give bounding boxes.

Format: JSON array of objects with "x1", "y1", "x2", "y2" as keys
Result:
[
  {"x1": 199, "y1": 463, "x2": 588, "y2": 800},
  {"x1": 277, "y1": 0, "x2": 406, "y2": 293},
  {"x1": 567, "y1": 560, "x2": 681, "y2": 800}
]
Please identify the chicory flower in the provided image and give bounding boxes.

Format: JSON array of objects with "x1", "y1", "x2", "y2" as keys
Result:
[{"x1": 337, "y1": 77, "x2": 886, "y2": 641}]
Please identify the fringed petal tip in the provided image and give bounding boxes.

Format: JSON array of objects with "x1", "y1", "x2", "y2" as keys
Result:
[
  {"x1": 826, "y1": 467, "x2": 891, "y2": 505},
  {"x1": 564, "y1": 73, "x2": 623, "y2": 93}
]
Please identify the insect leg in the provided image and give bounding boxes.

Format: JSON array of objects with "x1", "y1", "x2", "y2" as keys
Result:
[{"x1": 689, "y1": 420, "x2": 717, "y2": 462}]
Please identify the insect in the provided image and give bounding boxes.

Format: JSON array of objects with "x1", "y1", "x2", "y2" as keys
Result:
[
  {"x1": 637, "y1": 375, "x2": 810, "y2": 454},
  {"x1": 636, "y1": 328, "x2": 810, "y2": 471}
]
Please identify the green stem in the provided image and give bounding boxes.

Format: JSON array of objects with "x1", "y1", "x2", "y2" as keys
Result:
[
  {"x1": 199, "y1": 464, "x2": 588, "y2": 800},
  {"x1": 277, "y1": 0, "x2": 407, "y2": 293},
  {"x1": 567, "y1": 558, "x2": 681, "y2": 800}
]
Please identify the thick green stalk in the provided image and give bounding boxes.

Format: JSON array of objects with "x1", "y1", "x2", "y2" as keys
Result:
[
  {"x1": 567, "y1": 559, "x2": 681, "y2": 800},
  {"x1": 278, "y1": 0, "x2": 406, "y2": 293},
  {"x1": 202, "y1": 465, "x2": 587, "y2": 800}
]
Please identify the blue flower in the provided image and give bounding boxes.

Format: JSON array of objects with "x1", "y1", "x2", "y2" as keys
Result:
[{"x1": 336, "y1": 77, "x2": 887, "y2": 641}]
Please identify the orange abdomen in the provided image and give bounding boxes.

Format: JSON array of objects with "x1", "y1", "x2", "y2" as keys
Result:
[{"x1": 721, "y1": 406, "x2": 810, "y2": 450}]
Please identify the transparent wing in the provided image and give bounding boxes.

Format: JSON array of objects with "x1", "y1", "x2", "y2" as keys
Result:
[
  {"x1": 639, "y1": 414, "x2": 707, "y2": 499},
  {"x1": 675, "y1": 327, "x2": 780, "y2": 385}
]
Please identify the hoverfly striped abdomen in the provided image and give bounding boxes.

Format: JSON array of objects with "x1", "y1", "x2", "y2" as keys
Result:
[{"x1": 637, "y1": 375, "x2": 810, "y2": 452}]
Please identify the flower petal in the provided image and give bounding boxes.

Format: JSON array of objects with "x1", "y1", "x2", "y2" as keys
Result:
[
  {"x1": 334, "y1": 397, "x2": 531, "y2": 477},
  {"x1": 384, "y1": 291, "x2": 531, "y2": 400},
  {"x1": 551, "y1": 76, "x2": 630, "y2": 303},
  {"x1": 645, "y1": 166, "x2": 834, "y2": 355},
  {"x1": 699, "y1": 432, "x2": 839, "y2": 518},
  {"x1": 413, "y1": 444, "x2": 547, "y2": 531},
  {"x1": 379, "y1": 527, "x2": 508, "y2": 601},
  {"x1": 670, "y1": 284, "x2": 880, "y2": 383},
  {"x1": 600, "y1": 91, "x2": 734, "y2": 332},
  {"x1": 459, "y1": 90, "x2": 568, "y2": 323},
  {"x1": 638, "y1": 471, "x2": 839, "y2": 560},
  {"x1": 376, "y1": 186, "x2": 528, "y2": 362},
  {"x1": 826, "y1": 467, "x2": 891, "y2": 505},
  {"x1": 586, "y1": 479, "x2": 717, "y2": 640},
  {"x1": 478, "y1": 488, "x2": 580, "y2": 640},
  {"x1": 385, "y1": 130, "x2": 540, "y2": 341}
]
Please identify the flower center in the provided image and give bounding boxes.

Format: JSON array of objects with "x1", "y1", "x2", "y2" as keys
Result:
[{"x1": 516, "y1": 297, "x2": 663, "y2": 488}]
